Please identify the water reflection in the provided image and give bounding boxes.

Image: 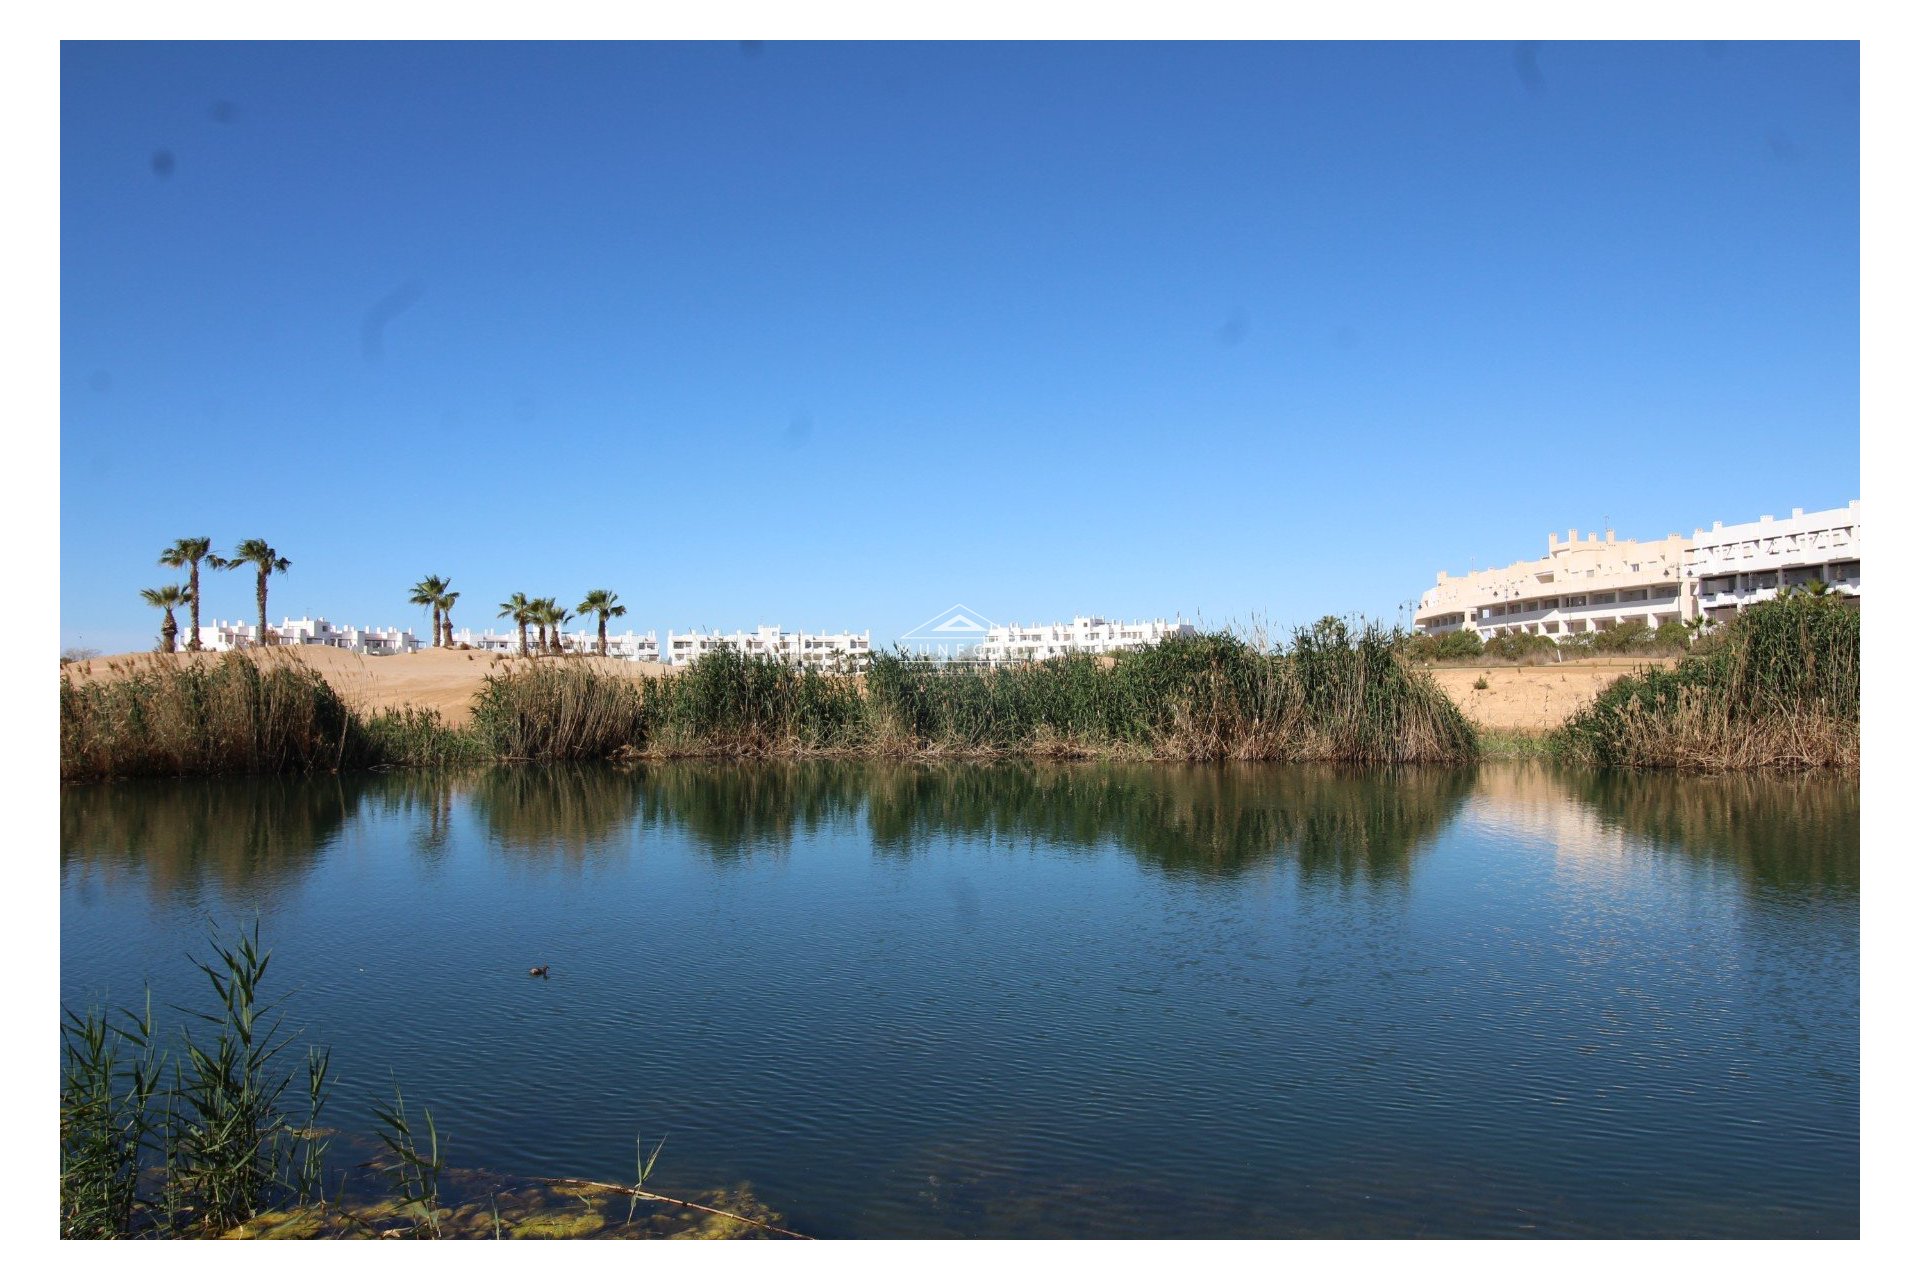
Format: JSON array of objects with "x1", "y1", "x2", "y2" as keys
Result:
[
  {"x1": 469, "y1": 765, "x2": 645, "y2": 860},
  {"x1": 61, "y1": 774, "x2": 358, "y2": 900},
  {"x1": 360, "y1": 769, "x2": 464, "y2": 863},
  {"x1": 852, "y1": 760, "x2": 1471, "y2": 883},
  {"x1": 1465, "y1": 763, "x2": 1858, "y2": 892},
  {"x1": 1573, "y1": 767, "x2": 1858, "y2": 890},
  {"x1": 454, "y1": 759, "x2": 1473, "y2": 882},
  {"x1": 59, "y1": 760, "x2": 1859, "y2": 1238},
  {"x1": 61, "y1": 761, "x2": 1857, "y2": 898},
  {"x1": 634, "y1": 761, "x2": 868, "y2": 860}
]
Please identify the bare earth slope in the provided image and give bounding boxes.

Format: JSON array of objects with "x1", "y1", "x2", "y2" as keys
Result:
[
  {"x1": 1427, "y1": 658, "x2": 1674, "y2": 733},
  {"x1": 64, "y1": 646, "x2": 670, "y2": 728}
]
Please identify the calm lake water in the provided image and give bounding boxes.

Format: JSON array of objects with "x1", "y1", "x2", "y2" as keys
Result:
[{"x1": 60, "y1": 760, "x2": 1858, "y2": 1238}]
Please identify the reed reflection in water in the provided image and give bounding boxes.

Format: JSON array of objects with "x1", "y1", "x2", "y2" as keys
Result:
[{"x1": 60, "y1": 757, "x2": 1857, "y2": 906}]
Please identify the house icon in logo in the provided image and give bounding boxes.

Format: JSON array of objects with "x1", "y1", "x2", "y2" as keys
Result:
[{"x1": 899, "y1": 604, "x2": 998, "y2": 655}]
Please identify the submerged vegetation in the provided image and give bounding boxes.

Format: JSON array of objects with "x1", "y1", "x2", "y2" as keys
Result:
[
  {"x1": 60, "y1": 926, "x2": 797, "y2": 1240},
  {"x1": 1551, "y1": 591, "x2": 1859, "y2": 771},
  {"x1": 63, "y1": 622, "x2": 1480, "y2": 780}
]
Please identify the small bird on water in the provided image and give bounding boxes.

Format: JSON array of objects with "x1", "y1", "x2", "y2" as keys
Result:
[{"x1": 528, "y1": 965, "x2": 549, "y2": 978}]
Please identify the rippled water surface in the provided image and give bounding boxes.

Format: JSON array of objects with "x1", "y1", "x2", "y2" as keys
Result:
[{"x1": 60, "y1": 761, "x2": 1858, "y2": 1238}]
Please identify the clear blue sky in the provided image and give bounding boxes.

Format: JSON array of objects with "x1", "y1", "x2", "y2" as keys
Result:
[{"x1": 60, "y1": 40, "x2": 1859, "y2": 653}]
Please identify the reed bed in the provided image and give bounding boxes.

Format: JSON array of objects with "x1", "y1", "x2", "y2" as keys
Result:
[
  {"x1": 60, "y1": 653, "x2": 483, "y2": 781},
  {"x1": 641, "y1": 647, "x2": 867, "y2": 755},
  {"x1": 467, "y1": 660, "x2": 647, "y2": 760},
  {"x1": 864, "y1": 621, "x2": 1476, "y2": 763},
  {"x1": 460, "y1": 621, "x2": 1476, "y2": 764},
  {"x1": 61, "y1": 653, "x2": 368, "y2": 781},
  {"x1": 1551, "y1": 591, "x2": 1859, "y2": 771},
  {"x1": 359, "y1": 706, "x2": 489, "y2": 769},
  {"x1": 61, "y1": 625, "x2": 1479, "y2": 776}
]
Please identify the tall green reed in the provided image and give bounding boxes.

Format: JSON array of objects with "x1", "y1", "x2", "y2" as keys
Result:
[
  {"x1": 59, "y1": 924, "x2": 337, "y2": 1237},
  {"x1": 372, "y1": 1083, "x2": 447, "y2": 1238},
  {"x1": 169, "y1": 923, "x2": 333, "y2": 1233},
  {"x1": 59, "y1": 996, "x2": 163, "y2": 1239},
  {"x1": 59, "y1": 652, "x2": 481, "y2": 781},
  {"x1": 1552, "y1": 590, "x2": 1859, "y2": 770}
]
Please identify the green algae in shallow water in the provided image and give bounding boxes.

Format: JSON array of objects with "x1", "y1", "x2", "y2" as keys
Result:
[
  {"x1": 509, "y1": 1209, "x2": 606, "y2": 1239},
  {"x1": 221, "y1": 1206, "x2": 330, "y2": 1239},
  {"x1": 201, "y1": 1162, "x2": 794, "y2": 1239}
]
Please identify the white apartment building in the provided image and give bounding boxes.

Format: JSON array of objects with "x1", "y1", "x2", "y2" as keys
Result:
[
  {"x1": 198, "y1": 617, "x2": 425, "y2": 655},
  {"x1": 665, "y1": 626, "x2": 872, "y2": 671},
  {"x1": 1686, "y1": 501, "x2": 1861, "y2": 625},
  {"x1": 974, "y1": 616, "x2": 1199, "y2": 664},
  {"x1": 446, "y1": 628, "x2": 522, "y2": 656},
  {"x1": 1415, "y1": 530, "x2": 1690, "y2": 640},
  {"x1": 449, "y1": 627, "x2": 661, "y2": 661}
]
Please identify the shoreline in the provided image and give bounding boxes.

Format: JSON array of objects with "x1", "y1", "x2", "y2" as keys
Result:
[
  {"x1": 60, "y1": 616, "x2": 1856, "y2": 778},
  {"x1": 64, "y1": 645, "x2": 1663, "y2": 735}
]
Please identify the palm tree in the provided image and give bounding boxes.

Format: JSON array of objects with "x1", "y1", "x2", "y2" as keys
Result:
[
  {"x1": 528, "y1": 597, "x2": 552, "y2": 654},
  {"x1": 209, "y1": 540, "x2": 290, "y2": 646},
  {"x1": 548, "y1": 605, "x2": 572, "y2": 654},
  {"x1": 439, "y1": 589, "x2": 460, "y2": 647},
  {"x1": 498, "y1": 592, "x2": 534, "y2": 656},
  {"x1": 410, "y1": 575, "x2": 450, "y2": 648},
  {"x1": 159, "y1": 537, "x2": 212, "y2": 651},
  {"x1": 576, "y1": 589, "x2": 627, "y2": 656},
  {"x1": 140, "y1": 584, "x2": 192, "y2": 653}
]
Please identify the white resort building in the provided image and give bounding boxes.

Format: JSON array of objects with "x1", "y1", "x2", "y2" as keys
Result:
[
  {"x1": 1414, "y1": 500, "x2": 1862, "y2": 639},
  {"x1": 1685, "y1": 502, "x2": 1862, "y2": 625},
  {"x1": 666, "y1": 626, "x2": 872, "y2": 671},
  {"x1": 449, "y1": 627, "x2": 661, "y2": 661},
  {"x1": 197, "y1": 617, "x2": 425, "y2": 655},
  {"x1": 445, "y1": 628, "x2": 520, "y2": 656},
  {"x1": 1415, "y1": 530, "x2": 1690, "y2": 640},
  {"x1": 1413, "y1": 525, "x2": 1681, "y2": 640},
  {"x1": 973, "y1": 616, "x2": 1198, "y2": 664}
]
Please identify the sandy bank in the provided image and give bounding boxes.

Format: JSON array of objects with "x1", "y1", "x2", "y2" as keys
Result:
[{"x1": 1427, "y1": 659, "x2": 1675, "y2": 733}]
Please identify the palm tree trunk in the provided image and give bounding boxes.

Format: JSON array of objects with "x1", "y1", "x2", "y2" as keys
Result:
[
  {"x1": 161, "y1": 611, "x2": 178, "y2": 654},
  {"x1": 518, "y1": 621, "x2": 529, "y2": 657},
  {"x1": 187, "y1": 564, "x2": 202, "y2": 652},
  {"x1": 536, "y1": 622, "x2": 547, "y2": 652},
  {"x1": 599, "y1": 615, "x2": 608, "y2": 656},
  {"x1": 442, "y1": 609, "x2": 453, "y2": 647},
  {"x1": 431, "y1": 606, "x2": 442, "y2": 648},
  {"x1": 256, "y1": 572, "x2": 269, "y2": 646}
]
